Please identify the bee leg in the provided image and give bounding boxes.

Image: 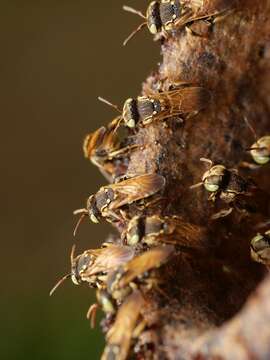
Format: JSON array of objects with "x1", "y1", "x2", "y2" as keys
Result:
[
  {"x1": 212, "y1": 8, "x2": 236, "y2": 24},
  {"x1": 86, "y1": 303, "x2": 99, "y2": 328},
  {"x1": 108, "y1": 144, "x2": 140, "y2": 159},
  {"x1": 132, "y1": 319, "x2": 147, "y2": 339},
  {"x1": 144, "y1": 276, "x2": 170, "y2": 300},
  {"x1": 211, "y1": 207, "x2": 233, "y2": 220},
  {"x1": 239, "y1": 161, "x2": 261, "y2": 170},
  {"x1": 106, "y1": 209, "x2": 125, "y2": 224},
  {"x1": 185, "y1": 20, "x2": 212, "y2": 38},
  {"x1": 208, "y1": 192, "x2": 217, "y2": 202}
]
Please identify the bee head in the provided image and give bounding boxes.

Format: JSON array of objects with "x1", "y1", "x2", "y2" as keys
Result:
[
  {"x1": 123, "y1": 98, "x2": 139, "y2": 128},
  {"x1": 202, "y1": 165, "x2": 227, "y2": 192},
  {"x1": 71, "y1": 250, "x2": 94, "y2": 286},
  {"x1": 250, "y1": 136, "x2": 270, "y2": 165},
  {"x1": 146, "y1": 1, "x2": 162, "y2": 34},
  {"x1": 87, "y1": 195, "x2": 102, "y2": 223}
]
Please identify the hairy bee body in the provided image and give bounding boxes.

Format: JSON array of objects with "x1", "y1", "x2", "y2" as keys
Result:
[
  {"x1": 80, "y1": 174, "x2": 166, "y2": 224},
  {"x1": 251, "y1": 230, "x2": 270, "y2": 266},
  {"x1": 191, "y1": 159, "x2": 252, "y2": 219},
  {"x1": 197, "y1": 162, "x2": 249, "y2": 203},
  {"x1": 122, "y1": 87, "x2": 210, "y2": 128},
  {"x1": 71, "y1": 244, "x2": 135, "y2": 287},
  {"x1": 123, "y1": 0, "x2": 226, "y2": 45},
  {"x1": 126, "y1": 215, "x2": 208, "y2": 249}
]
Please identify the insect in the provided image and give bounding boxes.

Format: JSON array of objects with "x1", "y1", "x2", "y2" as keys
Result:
[
  {"x1": 249, "y1": 136, "x2": 270, "y2": 165},
  {"x1": 87, "y1": 287, "x2": 117, "y2": 329},
  {"x1": 83, "y1": 116, "x2": 136, "y2": 180},
  {"x1": 50, "y1": 243, "x2": 135, "y2": 295},
  {"x1": 73, "y1": 173, "x2": 166, "y2": 234},
  {"x1": 99, "y1": 87, "x2": 210, "y2": 129},
  {"x1": 191, "y1": 158, "x2": 251, "y2": 219},
  {"x1": 125, "y1": 214, "x2": 208, "y2": 250},
  {"x1": 101, "y1": 290, "x2": 145, "y2": 360},
  {"x1": 50, "y1": 243, "x2": 135, "y2": 327},
  {"x1": 122, "y1": 1, "x2": 229, "y2": 45},
  {"x1": 250, "y1": 229, "x2": 270, "y2": 266},
  {"x1": 106, "y1": 245, "x2": 174, "y2": 302},
  {"x1": 122, "y1": 87, "x2": 210, "y2": 128},
  {"x1": 242, "y1": 117, "x2": 270, "y2": 167}
]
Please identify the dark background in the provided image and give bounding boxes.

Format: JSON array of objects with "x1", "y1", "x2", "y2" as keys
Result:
[{"x1": 1, "y1": 1, "x2": 159, "y2": 359}]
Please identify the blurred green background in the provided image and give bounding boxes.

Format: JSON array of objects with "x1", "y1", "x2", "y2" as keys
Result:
[{"x1": 1, "y1": 1, "x2": 159, "y2": 359}]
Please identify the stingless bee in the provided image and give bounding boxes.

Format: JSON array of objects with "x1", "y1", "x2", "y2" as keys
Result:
[
  {"x1": 241, "y1": 117, "x2": 270, "y2": 168},
  {"x1": 50, "y1": 243, "x2": 135, "y2": 327},
  {"x1": 125, "y1": 214, "x2": 208, "y2": 250},
  {"x1": 107, "y1": 245, "x2": 174, "y2": 302},
  {"x1": 50, "y1": 243, "x2": 135, "y2": 294},
  {"x1": 122, "y1": 87, "x2": 211, "y2": 128},
  {"x1": 191, "y1": 158, "x2": 251, "y2": 219},
  {"x1": 250, "y1": 229, "x2": 270, "y2": 266},
  {"x1": 249, "y1": 136, "x2": 270, "y2": 165},
  {"x1": 122, "y1": 1, "x2": 230, "y2": 45},
  {"x1": 83, "y1": 116, "x2": 137, "y2": 180},
  {"x1": 101, "y1": 290, "x2": 145, "y2": 360},
  {"x1": 101, "y1": 245, "x2": 174, "y2": 360},
  {"x1": 99, "y1": 87, "x2": 211, "y2": 129},
  {"x1": 73, "y1": 174, "x2": 166, "y2": 235}
]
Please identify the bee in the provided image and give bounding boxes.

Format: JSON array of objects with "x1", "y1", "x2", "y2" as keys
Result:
[
  {"x1": 249, "y1": 136, "x2": 270, "y2": 165},
  {"x1": 73, "y1": 174, "x2": 166, "y2": 234},
  {"x1": 122, "y1": 1, "x2": 229, "y2": 45},
  {"x1": 101, "y1": 290, "x2": 145, "y2": 360},
  {"x1": 242, "y1": 117, "x2": 270, "y2": 168},
  {"x1": 50, "y1": 243, "x2": 135, "y2": 294},
  {"x1": 83, "y1": 116, "x2": 136, "y2": 180},
  {"x1": 191, "y1": 158, "x2": 251, "y2": 219},
  {"x1": 107, "y1": 245, "x2": 174, "y2": 302},
  {"x1": 250, "y1": 229, "x2": 270, "y2": 266},
  {"x1": 125, "y1": 215, "x2": 208, "y2": 250},
  {"x1": 50, "y1": 243, "x2": 135, "y2": 326},
  {"x1": 122, "y1": 87, "x2": 211, "y2": 128},
  {"x1": 99, "y1": 87, "x2": 210, "y2": 129}
]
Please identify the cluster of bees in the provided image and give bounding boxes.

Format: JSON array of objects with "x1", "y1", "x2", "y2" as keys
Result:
[{"x1": 51, "y1": 1, "x2": 270, "y2": 359}]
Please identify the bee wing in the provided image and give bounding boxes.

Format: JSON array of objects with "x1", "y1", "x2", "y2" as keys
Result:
[
  {"x1": 107, "y1": 174, "x2": 165, "y2": 208},
  {"x1": 102, "y1": 290, "x2": 145, "y2": 360},
  {"x1": 118, "y1": 245, "x2": 174, "y2": 288},
  {"x1": 101, "y1": 117, "x2": 122, "y2": 151},
  {"x1": 83, "y1": 126, "x2": 107, "y2": 159},
  {"x1": 155, "y1": 87, "x2": 211, "y2": 116},
  {"x1": 163, "y1": 218, "x2": 209, "y2": 249},
  {"x1": 85, "y1": 245, "x2": 135, "y2": 276}
]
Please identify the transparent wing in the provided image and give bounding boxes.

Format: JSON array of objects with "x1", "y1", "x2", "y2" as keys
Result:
[{"x1": 118, "y1": 245, "x2": 174, "y2": 288}]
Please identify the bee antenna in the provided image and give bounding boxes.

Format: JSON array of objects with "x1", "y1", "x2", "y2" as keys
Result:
[
  {"x1": 122, "y1": 5, "x2": 146, "y2": 20},
  {"x1": 190, "y1": 182, "x2": 204, "y2": 190},
  {"x1": 98, "y1": 96, "x2": 122, "y2": 114},
  {"x1": 49, "y1": 274, "x2": 71, "y2": 296},
  {"x1": 123, "y1": 22, "x2": 147, "y2": 46},
  {"x1": 73, "y1": 213, "x2": 87, "y2": 237},
  {"x1": 244, "y1": 116, "x2": 258, "y2": 141},
  {"x1": 70, "y1": 244, "x2": 76, "y2": 264},
  {"x1": 200, "y1": 158, "x2": 213, "y2": 167}
]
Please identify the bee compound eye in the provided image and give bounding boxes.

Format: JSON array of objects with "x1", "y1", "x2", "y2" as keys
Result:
[
  {"x1": 71, "y1": 274, "x2": 80, "y2": 285},
  {"x1": 204, "y1": 182, "x2": 219, "y2": 192}
]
